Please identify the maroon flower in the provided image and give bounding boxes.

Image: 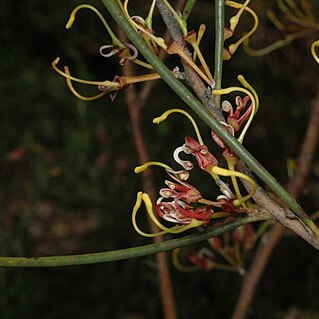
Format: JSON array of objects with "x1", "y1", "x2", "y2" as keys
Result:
[
  {"x1": 183, "y1": 137, "x2": 218, "y2": 170},
  {"x1": 225, "y1": 96, "x2": 252, "y2": 131},
  {"x1": 155, "y1": 169, "x2": 213, "y2": 224},
  {"x1": 187, "y1": 248, "x2": 215, "y2": 270}
]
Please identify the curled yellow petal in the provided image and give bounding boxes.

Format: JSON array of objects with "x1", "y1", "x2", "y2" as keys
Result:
[
  {"x1": 228, "y1": 0, "x2": 252, "y2": 32},
  {"x1": 210, "y1": 166, "x2": 257, "y2": 207},
  {"x1": 311, "y1": 40, "x2": 319, "y2": 64},
  {"x1": 64, "y1": 66, "x2": 107, "y2": 101},
  {"x1": 237, "y1": 75, "x2": 259, "y2": 113},
  {"x1": 123, "y1": 0, "x2": 167, "y2": 50},
  {"x1": 131, "y1": 192, "x2": 204, "y2": 237},
  {"x1": 132, "y1": 192, "x2": 167, "y2": 237},
  {"x1": 153, "y1": 108, "x2": 204, "y2": 145},
  {"x1": 134, "y1": 161, "x2": 173, "y2": 174},
  {"x1": 225, "y1": 0, "x2": 259, "y2": 57},
  {"x1": 66, "y1": 4, "x2": 124, "y2": 48},
  {"x1": 172, "y1": 248, "x2": 198, "y2": 272},
  {"x1": 213, "y1": 75, "x2": 258, "y2": 144},
  {"x1": 185, "y1": 28, "x2": 214, "y2": 82},
  {"x1": 226, "y1": 158, "x2": 247, "y2": 208},
  {"x1": 52, "y1": 57, "x2": 120, "y2": 88}
]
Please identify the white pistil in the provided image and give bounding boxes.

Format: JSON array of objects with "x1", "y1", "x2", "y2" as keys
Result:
[
  {"x1": 222, "y1": 100, "x2": 233, "y2": 115},
  {"x1": 165, "y1": 180, "x2": 175, "y2": 190},
  {"x1": 216, "y1": 179, "x2": 235, "y2": 199},
  {"x1": 173, "y1": 146, "x2": 194, "y2": 170},
  {"x1": 99, "y1": 45, "x2": 118, "y2": 58},
  {"x1": 159, "y1": 188, "x2": 174, "y2": 198}
]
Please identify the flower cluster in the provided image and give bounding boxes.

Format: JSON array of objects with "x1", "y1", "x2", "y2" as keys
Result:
[
  {"x1": 51, "y1": 1, "x2": 263, "y2": 241},
  {"x1": 52, "y1": 1, "x2": 259, "y2": 101},
  {"x1": 223, "y1": 0, "x2": 258, "y2": 60},
  {"x1": 132, "y1": 104, "x2": 258, "y2": 237},
  {"x1": 180, "y1": 221, "x2": 257, "y2": 274},
  {"x1": 243, "y1": 0, "x2": 319, "y2": 57}
]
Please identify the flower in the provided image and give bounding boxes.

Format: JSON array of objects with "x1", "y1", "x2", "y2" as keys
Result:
[
  {"x1": 233, "y1": 223, "x2": 255, "y2": 251},
  {"x1": 156, "y1": 169, "x2": 213, "y2": 224},
  {"x1": 224, "y1": 0, "x2": 259, "y2": 60},
  {"x1": 213, "y1": 75, "x2": 259, "y2": 144},
  {"x1": 132, "y1": 107, "x2": 259, "y2": 237},
  {"x1": 211, "y1": 95, "x2": 252, "y2": 160},
  {"x1": 182, "y1": 136, "x2": 218, "y2": 170},
  {"x1": 52, "y1": 3, "x2": 161, "y2": 102},
  {"x1": 187, "y1": 249, "x2": 215, "y2": 270}
]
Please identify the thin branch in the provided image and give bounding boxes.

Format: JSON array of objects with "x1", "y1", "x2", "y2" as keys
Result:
[
  {"x1": 156, "y1": 0, "x2": 224, "y2": 120},
  {"x1": 140, "y1": 0, "x2": 186, "y2": 103},
  {"x1": 182, "y1": 0, "x2": 197, "y2": 21},
  {"x1": 231, "y1": 85, "x2": 319, "y2": 319},
  {"x1": 0, "y1": 214, "x2": 269, "y2": 267},
  {"x1": 214, "y1": 0, "x2": 225, "y2": 92}
]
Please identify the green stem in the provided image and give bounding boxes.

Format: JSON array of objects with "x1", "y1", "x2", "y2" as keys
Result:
[
  {"x1": 214, "y1": 0, "x2": 225, "y2": 92},
  {"x1": 101, "y1": 0, "x2": 319, "y2": 235},
  {"x1": 182, "y1": 0, "x2": 197, "y2": 21},
  {"x1": 162, "y1": 0, "x2": 188, "y2": 35},
  {"x1": 0, "y1": 216, "x2": 266, "y2": 267}
]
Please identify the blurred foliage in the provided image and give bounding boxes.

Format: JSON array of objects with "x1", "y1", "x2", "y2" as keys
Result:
[{"x1": 0, "y1": 0, "x2": 318, "y2": 318}]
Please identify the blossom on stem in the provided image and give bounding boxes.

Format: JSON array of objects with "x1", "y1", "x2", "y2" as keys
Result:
[
  {"x1": 211, "y1": 95, "x2": 252, "y2": 160},
  {"x1": 184, "y1": 218, "x2": 256, "y2": 273},
  {"x1": 156, "y1": 169, "x2": 212, "y2": 224},
  {"x1": 52, "y1": 57, "x2": 161, "y2": 102},
  {"x1": 132, "y1": 191, "x2": 205, "y2": 238},
  {"x1": 187, "y1": 248, "x2": 215, "y2": 270},
  {"x1": 154, "y1": 108, "x2": 257, "y2": 208},
  {"x1": 132, "y1": 106, "x2": 260, "y2": 238},
  {"x1": 233, "y1": 223, "x2": 255, "y2": 251},
  {"x1": 135, "y1": 163, "x2": 214, "y2": 229},
  {"x1": 182, "y1": 136, "x2": 219, "y2": 170},
  {"x1": 122, "y1": 0, "x2": 168, "y2": 50},
  {"x1": 99, "y1": 43, "x2": 139, "y2": 66},
  {"x1": 224, "y1": 95, "x2": 252, "y2": 131},
  {"x1": 224, "y1": 0, "x2": 259, "y2": 60},
  {"x1": 213, "y1": 75, "x2": 259, "y2": 144}
]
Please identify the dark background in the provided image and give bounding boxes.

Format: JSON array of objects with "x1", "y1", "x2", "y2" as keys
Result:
[{"x1": 0, "y1": 0, "x2": 318, "y2": 318}]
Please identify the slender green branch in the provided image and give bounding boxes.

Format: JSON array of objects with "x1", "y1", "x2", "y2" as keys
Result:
[
  {"x1": 182, "y1": 0, "x2": 197, "y2": 21},
  {"x1": 0, "y1": 216, "x2": 267, "y2": 267},
  {"x1": 214, "y1": 0, "x2": 225, "y2": 92},
  {"x1": 101, "y1": 0, "x2": 319, "y2": 236}
]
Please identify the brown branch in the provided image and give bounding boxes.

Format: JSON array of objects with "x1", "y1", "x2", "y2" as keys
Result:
[
  {"x1": 231, "y1": 84, "x2": 319, "y2": 319},
  {"x1": 156, "y1": 0, "x2": 224, "y2": 121},
  {"x1": 237, "y1": 164, "x2": 319, "y2": 249},
  {"x1": 139, "y1": 0, "x2": 186, "y2": 104},
  {"x1": 120, "y1": 33, "x2": 178, "y2": 319}
]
